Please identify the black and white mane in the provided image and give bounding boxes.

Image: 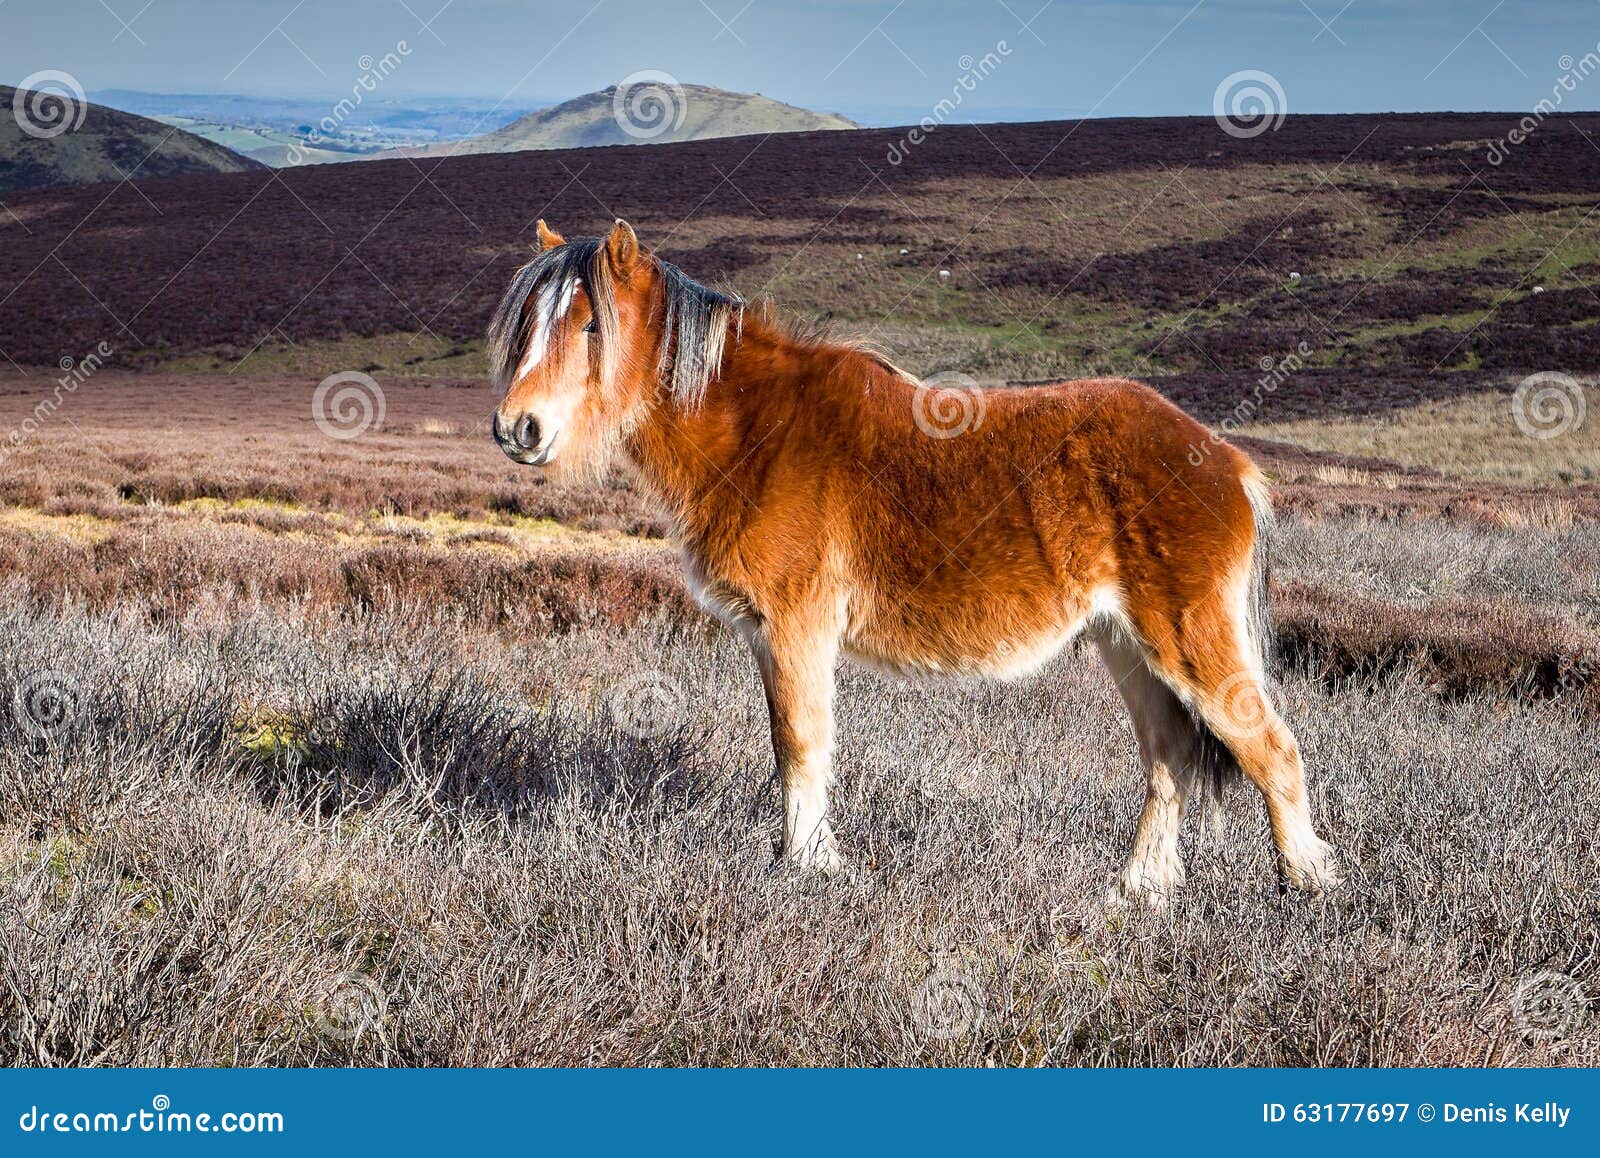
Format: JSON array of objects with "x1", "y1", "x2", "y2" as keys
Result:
[{"x1": 487, "y1": 236, "x2": 744, "y2": 407}]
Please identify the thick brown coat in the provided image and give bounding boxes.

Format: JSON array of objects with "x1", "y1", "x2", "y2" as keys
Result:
[{"x1": 492, "y1": 220, "x2": 1338, "y2": 906}]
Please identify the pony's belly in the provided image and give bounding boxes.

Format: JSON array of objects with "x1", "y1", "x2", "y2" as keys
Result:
[
  {"x1": 842, "y1": 617, "x2": 1087, "y2": 680},
  {"x1": 841, "y1": 580, "x2": 1129, "y2": 680}
]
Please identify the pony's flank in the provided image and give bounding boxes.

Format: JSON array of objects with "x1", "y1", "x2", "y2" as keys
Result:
[{"x1": 487, "y1": 237, "x2": 744, "y2": 405}]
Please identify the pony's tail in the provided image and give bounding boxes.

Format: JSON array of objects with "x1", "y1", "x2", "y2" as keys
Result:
[
  {"x1": 1193, "y1": 467, "x2": 1277, "y2": 842},
  {"x1": 1240, "y1": 469, "x2": 1278, "y2": 680}
]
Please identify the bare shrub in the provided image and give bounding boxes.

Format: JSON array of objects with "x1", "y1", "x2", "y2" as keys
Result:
[{"x1": 1, "y1": 595, "x2": 1595, "y2": 1066}]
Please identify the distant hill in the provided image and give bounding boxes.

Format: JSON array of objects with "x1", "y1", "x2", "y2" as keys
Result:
[
  {"x1": 8, "y1": 110, "x2": 1597, "y2": 389},
  {"x1": 146, "y1": 117, "x2": 362, "y2": 167},
  {"x1": 390, "y1": 84, "x2": 857, "y2": 158},
  {"x1": 90, "y1": 90, "x2": 539, "y2": 167},
  {"x1": 1, "y1": 85, "x2": 263, "y2": 194}
]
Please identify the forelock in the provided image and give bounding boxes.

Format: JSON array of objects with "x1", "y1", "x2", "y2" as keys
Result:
[
  {"x1": 487, "y1": 237, "x2": 611, "y2": 390},
  {"x1": 487, "y1": 236, "x2": 743, "y2": 405}
]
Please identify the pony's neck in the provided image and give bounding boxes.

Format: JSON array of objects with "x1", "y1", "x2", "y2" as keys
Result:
[{"x1": 623, "y1": 312, "x2": 893, "y2": 532}]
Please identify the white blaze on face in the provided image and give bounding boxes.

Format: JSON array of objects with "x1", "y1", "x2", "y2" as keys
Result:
[{"x1": 516, "y1": 276, "x2": 580, "y2": 379}]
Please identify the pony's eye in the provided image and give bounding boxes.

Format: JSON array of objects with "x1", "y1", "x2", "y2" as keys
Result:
[{"x1": 583, "y1": 319, "x2": 598, "y2": 334}]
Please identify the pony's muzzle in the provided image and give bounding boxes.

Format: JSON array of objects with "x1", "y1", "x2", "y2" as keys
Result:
[{"x1": 493, "y1": 411, "x2": 552, "y2": 465}]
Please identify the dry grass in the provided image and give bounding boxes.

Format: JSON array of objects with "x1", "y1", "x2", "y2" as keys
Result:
[
  {"x1": 0, "y1": 374, "x2": 666, "y2": 534},
  {"x1": 1276, "y1": 512, "x2": 1600, "y2": 624},
  {"x1": 1, "y1": 593, "x2": 1595, "y2": 1066},
  {"x1": 2, "y1": 369, "x2": 1597, "y2": 1067},
  {"x1": 0, "y1": 505, "x2": 688, "y2": 637},
  {"x1": 1252, "y1": 386, "x2": 1600, "y2": 484},
  {"x1": 1490, "y1": 499, "x2": 1577, "y2": 532},
  {"x1": 1309, "y1": 464, "x2": 1402, "y2": 489},
  {"x1": 1268, "y1": 513, "x2": 1600, "y2": 712}
]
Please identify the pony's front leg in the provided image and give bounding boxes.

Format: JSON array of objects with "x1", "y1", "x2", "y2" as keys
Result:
[{"x1": 752, "y1": 616, "x2": 843, "y2": 874}]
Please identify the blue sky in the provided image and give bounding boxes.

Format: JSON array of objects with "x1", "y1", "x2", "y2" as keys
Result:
[{"x1": 5, "y1": 1, "x2": 1600, "y2": 124}]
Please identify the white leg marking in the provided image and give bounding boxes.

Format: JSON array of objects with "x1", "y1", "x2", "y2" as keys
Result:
[
  {"x1": 784, "y1": 763, "x2": 842, "y2": 875},
  {"x1": 1279, "y1": 814, "x2": 1341, "y2": 892},
  {"x1": 1097, "y1": 632, "x2": 1196, "y2": 912}
]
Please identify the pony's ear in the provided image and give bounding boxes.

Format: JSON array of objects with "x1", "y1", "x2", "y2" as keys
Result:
[
  {"x1": 604, "y1": 218, "x2": 640, "y2": 276},
  {"x1": 535, "y1": 219, "x2": 565, "y2": 251}
]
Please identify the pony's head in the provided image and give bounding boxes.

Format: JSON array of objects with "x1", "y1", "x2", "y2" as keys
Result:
[{"x1": 488, "y1": 218, "x2": 743, "y2": 475}]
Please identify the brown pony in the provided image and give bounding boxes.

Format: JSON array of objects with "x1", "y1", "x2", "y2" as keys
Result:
[{"x1": 489, "y1": 218, "x2": 1339, "y2": 907}]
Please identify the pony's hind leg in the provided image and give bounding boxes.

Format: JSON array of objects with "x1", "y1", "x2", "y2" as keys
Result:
[
  {"x1": 1134, "y1": 594, "x2": 1339, "y2": 894},
  {"x1": 1198, "y1": 671, "x2": 1338, "y2": 892},
  {"x1": 1096, "y1": 633, "x2": 1206, "y2": 909}
]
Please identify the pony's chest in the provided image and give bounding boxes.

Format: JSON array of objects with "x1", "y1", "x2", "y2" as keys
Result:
[{"x1": 678, "y1": 546, "x2": 763, "y2": 636}]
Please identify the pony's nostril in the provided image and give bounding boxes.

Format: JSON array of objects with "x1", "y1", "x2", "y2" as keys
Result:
[{"x1": 513, "y1": 415, "x2": 541, "y2": 451}]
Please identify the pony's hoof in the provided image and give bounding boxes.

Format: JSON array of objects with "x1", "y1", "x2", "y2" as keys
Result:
[
  {"x1": 1282, "y1": 842, "x2": 1342, "y2": 894},
  {"x1": 1105, "y1": 878, "x2": 1177, "y2": 913},
  {"x1": 786, "y1": 839, "x2": 845, "y2": 877},
  {"x1": 1107, "y1": 856, "x2": 1184, "y2": 912}
]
